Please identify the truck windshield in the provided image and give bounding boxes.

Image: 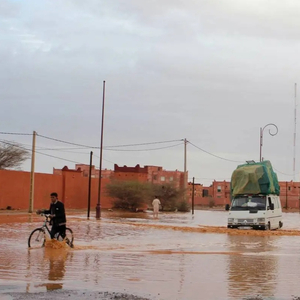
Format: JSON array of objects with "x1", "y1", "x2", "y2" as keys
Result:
[{"x1": 231, "y1": 196, "x2": 266, "y2": 211}]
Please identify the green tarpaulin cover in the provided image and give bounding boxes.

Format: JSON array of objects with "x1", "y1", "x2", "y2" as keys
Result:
[{"x1": 231, "y1": 160, "x2": 280, "y2": 196}]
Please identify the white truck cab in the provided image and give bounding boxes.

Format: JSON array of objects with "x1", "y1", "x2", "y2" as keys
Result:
[{"x1": 227, "y1": 194, "x2": 283, "y2": 230}]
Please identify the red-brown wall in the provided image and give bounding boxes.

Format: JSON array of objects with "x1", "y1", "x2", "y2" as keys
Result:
[
  {"x1": 0, "y1": 170, "x2": 31, "y2": 209},
  {"x1": 0, "y1": 169, "x2": 113, "y2": 210},
  {"x1": 2, "y1": 168, "x2": 300, "y2": 211}
]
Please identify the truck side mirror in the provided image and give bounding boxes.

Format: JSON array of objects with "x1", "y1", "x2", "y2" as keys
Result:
[
  {"x1": 270, "y1": 203, "x2": 274, "y2": 210},
  {"x1": 225, "y1": 204, "x2": 230, "y2": 211}
]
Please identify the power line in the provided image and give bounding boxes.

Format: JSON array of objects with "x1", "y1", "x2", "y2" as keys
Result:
[
  {"x1": 0, "y1": 131, "x2": 32, "y2": 136},
  {"x1": 0, "y1": 139, "x2": 31, "y2": 150},
  {"x1": 34, "y1": 152, "x2": 84, "y2": 164},
  {"x1": 105, "y1": 142, "x2": 183, "y2": 152},
  {"x1": 273, "y1": 167, "x2": 294, "y2": 177},
  {"x1": 37, "y1": 133, "x2": 183, "y2": 150},
  {"x1": 36, "y1": 147, "x2": 92, "y2": 151},
  {"x1": 105, "y1": 139, "x2": 183, "y2": 148},
  {"x1": 1, "y1": 137, "x2": 299, "y2": 178},
  {"x1": 0, "y1": 139, "x2": 85, "y2": 165},
  {"x1": 37, "y1": 134, "x2": 98, "y2": 149},
  {"x1": 188, "y1": 141, "x2": 245, "y2": 163},
  {"x1": 93, "y1": 153, "x2": 115, "y2": 165},
  {"x1": 0, "y1": 139, "x2": 113, "y2": 165}
]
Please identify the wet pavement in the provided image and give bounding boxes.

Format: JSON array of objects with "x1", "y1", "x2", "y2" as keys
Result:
[{"x1": 1, "y1": 209, "x2": 300, "y2": 300}]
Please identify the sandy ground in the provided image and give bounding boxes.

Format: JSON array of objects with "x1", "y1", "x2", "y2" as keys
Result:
[{"x1": 122, "y1": 222, "x2": 300, "y2": 236}]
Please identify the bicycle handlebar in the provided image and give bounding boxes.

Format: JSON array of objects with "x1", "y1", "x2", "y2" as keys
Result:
[{"x1": 38, "y1": 213, "x2": 52, "y2": 221}]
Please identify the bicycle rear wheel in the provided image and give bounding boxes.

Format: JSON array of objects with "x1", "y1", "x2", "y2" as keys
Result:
[
  {"x1": 28, "y1": 228, "x2": 45, "y2": 248},
  {"x1": 56, "y1": 227, "x2": 74, "y2": 248}
]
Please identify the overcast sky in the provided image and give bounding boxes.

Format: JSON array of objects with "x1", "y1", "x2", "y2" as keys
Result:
[{"x1": 2, "y1": 0, "x2": 300, "y2": 185}]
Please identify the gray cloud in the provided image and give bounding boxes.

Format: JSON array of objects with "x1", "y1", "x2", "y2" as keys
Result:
[{"x1": 1, "y1": 0, "x2": 300, "y2": 184}]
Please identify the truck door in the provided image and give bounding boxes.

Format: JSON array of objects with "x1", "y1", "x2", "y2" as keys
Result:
[{"x1": 267, "y1": 196, "x2": 275, "y2": 229}]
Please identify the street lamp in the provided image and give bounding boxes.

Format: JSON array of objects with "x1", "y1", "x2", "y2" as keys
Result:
[{"x1": 259, "y1": 123, "x2": 278, "y2": 162}]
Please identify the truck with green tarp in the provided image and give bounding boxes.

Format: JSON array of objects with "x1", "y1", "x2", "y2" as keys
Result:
[
  {"x1": 227, "y1": 160, "x2": 283, "y2": 230},
  {"x1": 231, "y1": 160, "x2": 280, "y2": 197}
]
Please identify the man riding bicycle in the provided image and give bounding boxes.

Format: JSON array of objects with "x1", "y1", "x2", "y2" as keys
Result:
[{"x1": 37, "y1": 192, "x2": 67, "y2": 239}]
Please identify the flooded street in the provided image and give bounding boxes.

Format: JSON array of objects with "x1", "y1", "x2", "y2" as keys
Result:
[{"x1": 2, "y1": 210, "x2": 300, "y2": 300}]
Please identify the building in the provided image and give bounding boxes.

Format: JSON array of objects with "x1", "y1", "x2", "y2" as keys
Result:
[
  {"x1": 113, "y1": 164, "x2": 186, "y2": 189},
  {"x1": 187, "y1": 180, "x2": 231, "y2": 206},
  {"x1": 53, "y1": 164, "x2": 113, "y2": 179}
]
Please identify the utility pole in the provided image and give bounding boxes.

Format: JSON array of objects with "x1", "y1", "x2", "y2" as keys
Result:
[
  {"x1": 87, "y1": 151, "x2": 93, "y2": 219},
  {"x1": 29, "y1": 131, "x2": 36, "y2": 213},
  {"x1": 293, "y1": 83, "x2": 297, "y2": 181},
  {"x1": 259, "y1": 127, "x2": 263, "y2": 162},
  {"x1": 96, "y1": 80, "x2": 106, "y2": 219},
  {"x1": 285, "y1": 181, "x2": 288, "y2": 209},
  {"x1": 184, "y1": 138, "x2": 187, "y2": 200},
  {"x1": 191, "y1": 177, "x2": 195, "y2": 215}
]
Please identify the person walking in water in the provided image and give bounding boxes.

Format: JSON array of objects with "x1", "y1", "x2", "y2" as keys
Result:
[{"x1": 152, "y1": 196, "x2": 161, "y2": 219}]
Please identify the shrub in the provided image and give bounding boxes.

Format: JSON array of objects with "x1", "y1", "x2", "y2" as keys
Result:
[
  {"x1": 106, "y1": 180, "x2": 151, "y2": 211},
  {"x1": 177, "y1": 200, "x2": 190, "y2": 212},
  {"x1": 151, "y1": 183, "x2": 185, "y2": 211}
]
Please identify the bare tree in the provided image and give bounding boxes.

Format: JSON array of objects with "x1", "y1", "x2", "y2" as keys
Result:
[{"x1": 0, "y1": 142, "x2": 29, "y2": 169}]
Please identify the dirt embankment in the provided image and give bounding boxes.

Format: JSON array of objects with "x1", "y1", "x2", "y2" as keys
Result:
[{"x1": 120, "y1": 222, "x2": 300, "y2": 236}]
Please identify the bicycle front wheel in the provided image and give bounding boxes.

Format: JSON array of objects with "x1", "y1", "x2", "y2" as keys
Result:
[
  {"x1": 56, "y1": 227, "x2": 74, "y2": 248},
  {"x1": 28, "y1": 228, "x2": 45, "y2": 248}
]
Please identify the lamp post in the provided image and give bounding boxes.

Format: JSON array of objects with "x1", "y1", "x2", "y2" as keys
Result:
[
  {"x1": 259, "y1": 123, "x2": 278, "y2": 162},
  {"x1": 96, "y1": 80, "x2": 106, "y2": 219}
]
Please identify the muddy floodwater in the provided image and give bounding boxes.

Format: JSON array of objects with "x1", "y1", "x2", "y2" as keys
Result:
[{"x1": 2, "y1": 210, "x2": 300, "y2": 300}]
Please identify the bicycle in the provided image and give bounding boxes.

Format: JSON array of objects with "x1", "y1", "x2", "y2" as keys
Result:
[{"x1": 28, "y1": 214, "x2": 74, "y2": 248}]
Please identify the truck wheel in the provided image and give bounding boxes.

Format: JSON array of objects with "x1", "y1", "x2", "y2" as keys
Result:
[
  {"x1": 279, "y1": 221, "x2": 283, "y2": 228},
  {"x1": 265, "y1": 223, "x2": 270, "y2": 230}
]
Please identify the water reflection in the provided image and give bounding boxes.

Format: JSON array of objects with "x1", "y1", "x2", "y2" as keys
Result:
[
  {"x1": 227, "y1": 235, "x2": 278, "y2": 299},
  {"x1": 27, "y1": 214, "x2": 33, "y2": 223},
  {"x1": 44, "y1": 248, "x2": 67, "y2": 290},
  {"x1": 26, "y1": 245, "x2": 71, "y2": 292}
]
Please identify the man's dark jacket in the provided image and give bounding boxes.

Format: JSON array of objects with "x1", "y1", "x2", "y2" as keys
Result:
[{"x1": 44, "y1": 201, "x2": 66, "y2": 226}]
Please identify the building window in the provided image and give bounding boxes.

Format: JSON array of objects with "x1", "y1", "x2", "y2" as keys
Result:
[
  {"x1": 169, "y1": 176, "x2": 173, "y2": 181},
  {"x1": 202, "y1": 190, "x2": 209, "y2": 197},
  {"x1": 153, "y1": 175, "x2": 157, "y2": 180},
  {"x1": 161, "y1": 176, "x2": 165, "y2": 181},
  {"x1": 217, "y1": 186, "x2": 221, "y2": 192}
]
